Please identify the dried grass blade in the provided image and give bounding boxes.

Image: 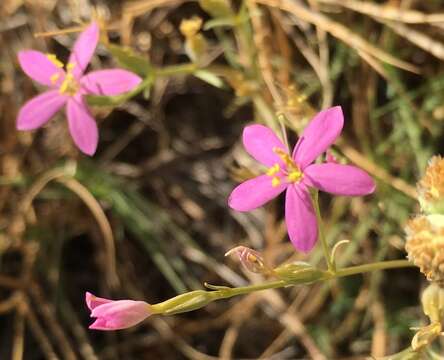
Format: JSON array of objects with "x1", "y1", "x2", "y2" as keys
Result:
[
  {"x1": 318, "y1": 0, "x2": 444, "y2": 24},
  {"x1": 254, "y1": 0, "x2": 420, "y2": 73},
  {"x1": 385, "y1": 21, "x2": 444, "y2": 61}
]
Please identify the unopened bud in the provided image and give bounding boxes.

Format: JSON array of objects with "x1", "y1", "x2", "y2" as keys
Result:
[
  {"x1": 405, "y1": 214, "x2": 444, "y2": 283},
  {"x1": 411, "y1": 283, "x2": 444, "y2": 351},
  {"x1": 418, "y1": 156, "x2": 444, "y2": 215},
  {"x1": 179, "y1": 17, "x2": 208, "y2": 62},
  {"x1": 421, "y1": 282, "x2": 444, "y2": 323},
  {"x1": 225, "y1": 246, "x2": 271, "y2": 275},
  {"x1": 325, "y1": 150, "x2": 338, "y2": 164},
  {"x1": 273, "y1": 261, "x2": 326, "y2": 284},
  {"x1": 179, "y1": 17, "x2": 203, "y2": 37}
]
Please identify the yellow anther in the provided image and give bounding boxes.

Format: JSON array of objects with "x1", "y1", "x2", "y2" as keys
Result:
[
  {"x1": 50, "y1": 73, "x2": 60, "y2": 84},
  {"x1": 46, "y1": 54, "x2": 64, "y2": 68},
  {"x1": 247, "y1": 253, "x2": 257, "y2": 263},
  {"x1": 59, "y1": 79, "x2": 69, "y2": 94},
  {"x1": 266, "y1": 164, "x2": 280, "y2": 176},
  {"x1": 59, "y1": 73, "x2": 78, "y2": 96},
  {"x1": 273, "y1": 147, "x2": 294, "y2": 169},
  {"x1": 66, "y1": 62, "x2": 76, "y2": 71},
  {"x1": 288, "y1": 170, "x2": 303, "y2": 183},
  {"x1": 271, "y1": 177, "x2": 281, "y2": 187},
  {"x1": 272, "y1": 146, "x2": 303, "y2": 182},
  {"x1": 179, "y1": 16, "x2": 203, "y2": 37}
]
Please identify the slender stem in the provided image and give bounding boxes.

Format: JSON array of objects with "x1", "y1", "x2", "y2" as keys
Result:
[
  {"x1": 212, "y1": 260, "x2": 413, "y2": 301},
  {"x1": 155, "y1": 259, "x2": 414, "y2": 316},
  {"x1": 311, "y1": 190, "x2": 335, "y2": 272},
  {"x1": 335, "y1": 259, "x2": 412, "y2": 278},
  {"x1": 214, "y1": 280, "x2": 288, "y2": 300}
]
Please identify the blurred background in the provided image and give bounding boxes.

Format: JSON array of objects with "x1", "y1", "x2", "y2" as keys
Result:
[{"x1": 1, "y1": 0, "x2": 443, "y2": 358}]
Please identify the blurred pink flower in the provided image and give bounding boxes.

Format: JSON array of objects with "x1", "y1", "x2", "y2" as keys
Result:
[
  {"x1": 86, "y1": 292, "x2": 151, "y2": 330},
  {"x1": 228, "y1": 106, "x2": 375, "y2": 253},
  {"x1": 17, "y1": 22, "x2": 142, "y2": 155}
]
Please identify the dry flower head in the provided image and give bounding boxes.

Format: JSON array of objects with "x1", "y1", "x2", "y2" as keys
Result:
[
  {"x1": 418, "y1": 156, "x2": 444, "y2": 214},
  {"x1": 405, "y1": 214, "x2": 444, "y2": 283}
]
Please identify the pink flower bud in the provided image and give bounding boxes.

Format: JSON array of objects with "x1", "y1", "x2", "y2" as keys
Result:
[
  {"x1": 325, "y1": 150, "x2": 338, "y2": 164},
  {"x1": 86, "y1": 292, "x2": 152, "y2": 331}
]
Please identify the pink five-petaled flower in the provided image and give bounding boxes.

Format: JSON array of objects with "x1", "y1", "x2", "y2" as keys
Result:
[
  {"x1": 228, "y1": 106, "x2": 375, "y2": 253},
  {"x1": 86, "y1": 292, "x2": 152, "y2": 330},
  {"x1": 17, "y1": 22, "x2": 142, "y2": 155}
]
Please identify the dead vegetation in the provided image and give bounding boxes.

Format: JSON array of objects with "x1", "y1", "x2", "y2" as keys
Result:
[{"x1": 1, "y1": 0, "x2": 443, "y2": 358}]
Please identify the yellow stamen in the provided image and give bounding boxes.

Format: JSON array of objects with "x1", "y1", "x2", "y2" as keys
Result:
[
  {"x1": 266, "y1": 163, "x2": 280, "y2": 176},
  {"x1": 59, "y1": 73, "x2": 79, "y2": 95},
  {"x1": 271, "y1": 147, "x2": 303, "y2": 183},
  {"x1": 45, "y1": 55, "x2": 79, "y2": 95},
  {"x1": 272, "y1": 177, "x2": 281, "y2": 187},
  {"x1": 273, "y1": 147, "x2": 294, "y2": 169},
  {"x1": 46, "y1": 53, "x2": 64, "y2": 68},
  {"x1": 288, "y1": 170, "x2": 303, "y2": 183},
  {"x1": 50, "y1": 73, "x2": 60, "y2": 84},
  {"x1": 247, "y1": 253, "x2": 257, "y2": 263},
  {"x1": 59, "y1": 75, "x2": 70, "y2": 93}
]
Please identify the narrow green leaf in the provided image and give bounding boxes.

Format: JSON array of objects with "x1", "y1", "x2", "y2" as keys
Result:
[
  {"x1": 194, "y1": 70, "x2": 225, "y2": 88},
  {"x1": 199, "y1": 0, "x2": 234, "y2": 18},
  {"x1": 203, "y1": 17, "x2": 237, "y2": 30},
  {"x1": 107, "y1": 44, "x2": 152, "y2": 76}
]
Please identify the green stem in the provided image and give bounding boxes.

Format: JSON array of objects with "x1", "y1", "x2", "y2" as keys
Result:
[
  {"x1": 335, "y1": 259, "x2": 412, "y2": 278},
  {"x1": 215, "y1": 260, "x2": 413, "y2": 300},
  {"x1": 153, "y1": 260, "x2": 413, "y2": 315},
  {"x1": 312, "y1": 190, "x2": 335, "y2": 272},
  {"x1": 215, "y1": 279, "x2": 288, "y2": 299}
]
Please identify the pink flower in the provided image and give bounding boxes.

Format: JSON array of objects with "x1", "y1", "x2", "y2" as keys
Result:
[
  {"x1": 228, "y1": 106, "x2": 375, "y2": 253},
  {"x1": 86, "y1": 292, "x2": 152, "y2": 330},
  {"x1": 17, "y1": 22, "x2": 142, "y2": 155}
]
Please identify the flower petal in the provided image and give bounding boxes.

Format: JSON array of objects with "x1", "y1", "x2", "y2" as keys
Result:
[
  {"x1": 228, "y1": 175, "x2": 287, "y2": 212},
  {"x1": 242, "y1": 125, "x2": 288, "y2": 167},
  {"x1": 85, "y1": 292, "x2": 112, "y2": 311},
  {"x1": 80, "y1": 69, "x2": 142, "y2": 95},
  {"x1": 89, "y1": 318, "x2": 110, "y2": 330},
  {"x1": 18, "y1": 50, "x2": 66, "y2": 87},
  {"x1": 285, "y1": 184, "x2": 318, "y2": 253},
  {"x1": 304, "y1": 163, "x2": 376, "y2": 196},
  {"x1": 69, "y1": 22, "x2": 100, "y2": 79},
  {"x1": 66, "y1": 95, "x2": 98, "y2": 155},
  {"x1": 17, "y1": 90, "x2": 67, "y2": 130},
  {"x1": 293, "y1": 106, "x2": 344, "y2": 169},
  {"x1": 90, "y1": 300, "x2": 150, "y2": 330},
  {"x1": 91, "y1": 300, "x2": 148, "y2": 317}
]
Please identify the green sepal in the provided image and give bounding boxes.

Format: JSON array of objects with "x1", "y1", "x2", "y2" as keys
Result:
[
  {"x1": 273, "y1": 262, "x2": 327, "y2": 284},
  {"x1": 151, "y1": 290, "x2": 215, "y2": 315}
]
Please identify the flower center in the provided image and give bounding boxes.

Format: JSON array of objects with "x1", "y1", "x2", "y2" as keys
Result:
[
  {"x1": 265, "y1": 147, "x2": 303, "y2": 187},
  {"x1": 46, "y1": 54, "x2": 79, "y2": 96}
]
